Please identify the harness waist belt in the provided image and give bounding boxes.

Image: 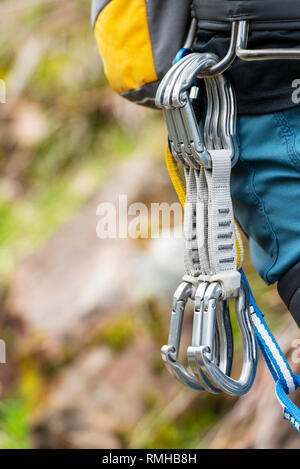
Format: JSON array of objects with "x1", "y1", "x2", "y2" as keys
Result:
[{"x1": 193, "y1": 0, "x2": 300, "y2": 32}]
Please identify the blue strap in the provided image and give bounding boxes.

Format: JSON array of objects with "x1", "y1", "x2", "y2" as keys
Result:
[
  {"x1": 241, "y1": 269, "x2": 300, "y2": 433},
  {"x1": 174, "y1": 47, "x2": 192, "y2": 64}
]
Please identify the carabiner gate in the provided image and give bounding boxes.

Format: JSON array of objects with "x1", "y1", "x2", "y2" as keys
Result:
[{"x1": 188, "y1": 281, "x2": 258, "y2": 396}]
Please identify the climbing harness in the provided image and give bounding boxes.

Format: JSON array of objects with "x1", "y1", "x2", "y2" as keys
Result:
[{"x1": 156, "y1": 45, "x2": 300, "y2": 430}]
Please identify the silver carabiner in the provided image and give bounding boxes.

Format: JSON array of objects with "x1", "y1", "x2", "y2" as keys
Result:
[
  {"x1": 161, "y1": 281, "x2": 227, "y2": 391},
  {"x1": 187, "y1": 281, "x2": 233, "y2": 392},
  {"x1": 169, "y1": 54, "x2": 219, "y2": 169},
  {"x1": 203, "y1": 73, "x2": 239, "y2": 166},
  {"x1": 161, "y1": 281, "x2": 206, "y2": 390},
  {"x1": 172, "y1": 53, "x2": 219, "y2": 107},
  {"x1": 188, "y1": 281, "x2": 258, "y2": 396},
  {"x1": 156, "y1": 54, "x2": 199, "y2": 109},
  {"x1": 163, "y1": 110, "x2": 187, "y2": 166},
  {"x1": 157, "y1": 52, "x2": 239, "y2": 169},
  {"x1": 164, "y1": 55, "x2": 211, "y2": 169},
  {"x1": 156, "y1": 54, "x2": 205, "y2": 168}
]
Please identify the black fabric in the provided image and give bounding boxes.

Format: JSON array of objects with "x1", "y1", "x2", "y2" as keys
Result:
[
  {"x1": 278, "y1": 261, "x2": 300, "y2": 328},
  {"x1": 193, "y1": 0, "x2": 300, "y2": 29},
  {"x1": 288, "y1": 289, "x2": 300, "y2": 329},
  {"x1": 194, "y1": 29, "x2": 300, "y2": 115},
  {"x1": 120, "y1": 80, "x2": 160, "y2": 108}
]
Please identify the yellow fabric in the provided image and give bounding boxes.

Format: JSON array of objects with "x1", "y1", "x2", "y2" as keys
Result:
[
  {"x1": 165, "y1": 143, "x2": 244, "y2": 269},
  {"x1": 234, "y1": 220, "x2": 244, "y2": 270},
  {"x1": 94, "y1": 0, "x2": 157, "y2": 94},
  {"x1": 165, "y1": 142, "x2": 186, "y2": 207}
]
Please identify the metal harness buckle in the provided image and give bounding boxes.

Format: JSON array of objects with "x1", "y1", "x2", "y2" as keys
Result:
[{"x1": 198, "y1": 20, "x2": 300, "y2": 78}]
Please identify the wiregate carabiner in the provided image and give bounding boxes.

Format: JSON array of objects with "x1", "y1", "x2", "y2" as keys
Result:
[{"x1": 188, "y1": 281, "x2": 258, "y2": 396}]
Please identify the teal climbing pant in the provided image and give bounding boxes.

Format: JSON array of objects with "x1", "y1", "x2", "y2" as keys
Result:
[{"x1": 231, "y1": 106, "x2": 300, "y2": 285}]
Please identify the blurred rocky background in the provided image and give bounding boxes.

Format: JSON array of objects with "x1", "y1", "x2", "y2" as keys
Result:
[{"x1": 0, "y1": 0, "x2": 299, "y2": 449}]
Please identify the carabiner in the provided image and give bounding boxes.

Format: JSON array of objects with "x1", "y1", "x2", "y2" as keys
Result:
[
  {"x1": 161, "y1": 281, "x2": 206, "y2": 390},
  {"x1": 204, "y1": 73, "x2": 239, "y2": 166},
  {"x1": 187, "y1": 281, "x2": 233, "y2": 393},
  {"x1": 171, "y1": 53, "x2": 218, "y2": 107},
  {"x1": 155, "y1": 54, "x2": 198, "y2": 109},
  {"x1": 156, "y1": 52, "x2": 239, "y2": 169},
  {"x1": 156, "y1": 54, "x2": 206, "y2": 168},
  {"x1": 169, "y1": 54, "x2": 219, "y2": 169},
  {"x1": 161, "y1": 281, "x2": 228, "y2": 391},
  {"x1": 188, "y1": 281, "x2": 258, "y2": 396}
]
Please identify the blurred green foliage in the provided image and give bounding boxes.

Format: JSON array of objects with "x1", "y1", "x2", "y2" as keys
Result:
[
  {"x1": 0, "y1": 1, "x2": 151, "y2": 447},
  {"x1": 0, "y1": 1, "x2": 154, "y2": 284},
  {"x1": 0, "y1": 394, "x2": 31, "y2": 449},
  {"x1": 142, "y1": 406, "x2": 218, "y2": 449},
  {"x1": 91, "y1": 314, "x2": 137, "y2": 352}
]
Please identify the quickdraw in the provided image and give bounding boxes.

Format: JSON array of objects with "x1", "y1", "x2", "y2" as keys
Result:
[{"x1": 156, "y1": 44, "x2": 300, "y2": 432}]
